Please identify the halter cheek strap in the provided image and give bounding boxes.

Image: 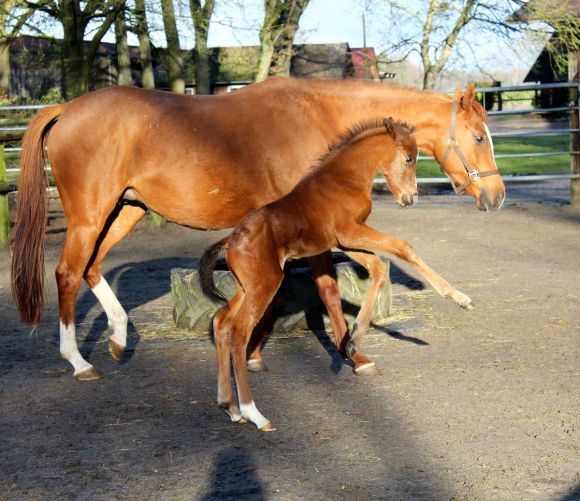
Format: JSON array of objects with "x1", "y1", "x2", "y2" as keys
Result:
[{"x1": 440, "y1": 100, "x2": 500, "y2": 195}]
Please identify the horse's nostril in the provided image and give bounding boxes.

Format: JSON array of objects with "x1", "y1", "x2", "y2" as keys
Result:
[{"x1": 495, "y1": 192, "x2": 505, "y2": 209}]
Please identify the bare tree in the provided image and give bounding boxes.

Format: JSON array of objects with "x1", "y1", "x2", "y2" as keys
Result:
[
  {"x1": 189, "y1": 0, "x2": 215, "y2": 94},
  {"x1": 160, "y1": 0, "x2": 184, "y2": 92},
  {"x1": 29, "y1": 0, "x2": 125, "y2": 98},
  {"x1": 379, "y1": 0, "x2": 580, "y2": 89},
  {"x1": 256, "y1": 0, "x2": 310, "y2": 82}
]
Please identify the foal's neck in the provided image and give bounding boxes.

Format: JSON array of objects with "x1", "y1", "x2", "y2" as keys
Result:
[{"x1": 320, "y1": 132, "x2": 394, "y2": 190}]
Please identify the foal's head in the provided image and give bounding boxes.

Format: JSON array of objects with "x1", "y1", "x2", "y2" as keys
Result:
[{"x1": 380, "y1": 117, "x2": 418, "y2": 207}]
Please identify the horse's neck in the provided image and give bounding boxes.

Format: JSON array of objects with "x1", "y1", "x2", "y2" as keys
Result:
[{"x1": 304, "y1": 81, "x2": 450, "y2": 154}]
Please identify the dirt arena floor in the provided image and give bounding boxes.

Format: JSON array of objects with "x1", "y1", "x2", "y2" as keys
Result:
[{"x1": 0, "y1": 181, "x2": 578, "y2": 500}]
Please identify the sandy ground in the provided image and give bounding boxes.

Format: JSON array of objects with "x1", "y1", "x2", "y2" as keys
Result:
[{"x1": 0, "y1": 181, "x2": 578, "y2": 500}]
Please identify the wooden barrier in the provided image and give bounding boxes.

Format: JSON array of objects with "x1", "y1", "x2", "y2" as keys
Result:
[{"x1": 0, "y1": 144, "x2": 10, "y2": 248}]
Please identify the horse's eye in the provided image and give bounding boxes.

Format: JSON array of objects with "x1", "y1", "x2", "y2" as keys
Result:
[
  {"x1": 405, "y1": 156, "x2": 414, "y2": 165},
  {"x1": 474, "y1": 135, "x2": 486, "y2": 144}
]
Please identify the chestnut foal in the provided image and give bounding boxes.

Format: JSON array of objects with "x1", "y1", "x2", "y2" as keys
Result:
[{"x1": 199, "y1": 118, "x2": 472, "y2": 430}]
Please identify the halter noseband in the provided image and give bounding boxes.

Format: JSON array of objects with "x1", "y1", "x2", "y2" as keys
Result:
[{"x1": 439, "y1": 100, "x2": 500, "y2": 194}]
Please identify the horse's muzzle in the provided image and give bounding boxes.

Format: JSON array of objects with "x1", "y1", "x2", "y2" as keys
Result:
[
  {"x1": 477, "y1": 189, "x2": 506, "y2": 211},
  {"x1": 399, "y1": 192, "x2": 418, "y2": 207}
]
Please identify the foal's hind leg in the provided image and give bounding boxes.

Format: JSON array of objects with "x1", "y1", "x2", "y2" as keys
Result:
[
  {"x1": 343, "y1": 251, "x2": 387, "y2": 375},
  {"x1": 213, "y1": 290, "x2": 245, "y2": 423},
  {"x1": 84, "y1": 204, "x2": 146, "y2": 361},
  {"x1": 230, "y1": 279, "x2": 283, "y2": 431}
]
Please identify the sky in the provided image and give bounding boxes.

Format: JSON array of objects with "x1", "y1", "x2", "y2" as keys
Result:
[{"x1": 94, "y1": 0, "x2": 549, "y2": 85}]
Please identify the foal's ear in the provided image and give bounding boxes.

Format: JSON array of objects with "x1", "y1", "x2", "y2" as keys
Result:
[{"x1": 460, "y1": 83, "x2": 476, "y2": 110}]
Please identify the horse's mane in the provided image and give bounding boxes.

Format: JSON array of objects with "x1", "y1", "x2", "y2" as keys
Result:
[{"x1": 312, "y1": 117, "x2": 415, "y2": 172}]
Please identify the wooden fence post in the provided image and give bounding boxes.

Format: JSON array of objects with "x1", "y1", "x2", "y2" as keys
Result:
[
  {"x1": 0, "y1": 144, "x2": 10, "y2": 248},
  {"x1": 570, "y1": 53, "x2": 580, "y2": 207}
]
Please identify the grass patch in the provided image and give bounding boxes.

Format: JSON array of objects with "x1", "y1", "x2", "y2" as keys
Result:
[{"x1": 416, "y1": 134, "x2": 571, "y2": 178}]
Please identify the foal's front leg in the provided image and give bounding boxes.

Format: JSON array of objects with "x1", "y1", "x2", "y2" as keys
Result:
[
  {"x1": 343, "y1": 251, "x2": 388, "y2": 375},
  {"x1": 339, "y1": 225, "x2": 473, "y2": 309}
]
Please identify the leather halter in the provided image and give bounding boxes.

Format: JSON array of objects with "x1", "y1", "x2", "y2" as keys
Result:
[{"x1": 440, "y1": 100, "x2": 501, "y2": 194}]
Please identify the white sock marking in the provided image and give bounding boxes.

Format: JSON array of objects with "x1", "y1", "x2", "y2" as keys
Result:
[
  {"x1": 240, "y1": 401, "x2": 270, "y2": 430},
  {"x1": 59, "y1": 322, "x2": 93, "y2": 375},
  {"x1": 91, "y1": 277, "x2": 128, "y2": 346}
]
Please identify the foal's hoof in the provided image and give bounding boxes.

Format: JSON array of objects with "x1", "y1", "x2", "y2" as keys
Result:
[
  {"x1": 354, "y1": 362, "x2": 379, "y2": 376},
  {"x1": 108, "y1": 339, "x2": 125, "y2": 362},
  {"x1": 74, "y1": 366, "x2": 101, "y2": 381},
  {"x1": 259, "y1": 422, "x2": 276, "y2": 432},
  {"x1": 247, "y1": 359, "x2": 268, "y2": 372}
]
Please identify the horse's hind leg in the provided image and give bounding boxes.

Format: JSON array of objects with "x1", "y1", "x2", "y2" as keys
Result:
[
  {"x1": 84, "y1": 204, "x2": 146, "y2": 361},
  {"x1": 343, "y1": 252, "x2": 387, "y2": 375},
  {"x1": 56, "y1": 224, "x2": 107, "y2": 380}
]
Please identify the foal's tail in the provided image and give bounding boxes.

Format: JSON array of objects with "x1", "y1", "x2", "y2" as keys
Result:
[
  {"x1": 199, "y1": 236, "x2": 230, "y2": 305},
  {"x1": 11, "y1": 104, "x2": 65, "y2": 324}
]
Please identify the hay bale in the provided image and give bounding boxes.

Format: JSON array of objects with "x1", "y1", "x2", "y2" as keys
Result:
[{"x1": 171, "y1": 254, "x2": 391, "y2": 334}]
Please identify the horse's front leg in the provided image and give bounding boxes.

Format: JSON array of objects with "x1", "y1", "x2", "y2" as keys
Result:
[
  {"x1": 343, "y1": 251, "x2": 388, "y2": 375},
  {"x1": 339, "y1": 225, "x2": 473, "y2": 309},
  {"x1": 308, "y1": 252, "x2": 350, "y2": 358}
]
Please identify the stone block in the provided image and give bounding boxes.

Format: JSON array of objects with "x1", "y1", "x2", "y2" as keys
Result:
[{"x1": 171, "y1": 254, "x2": 391, "y2": 334}]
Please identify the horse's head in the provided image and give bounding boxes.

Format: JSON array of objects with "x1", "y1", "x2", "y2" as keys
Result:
[
  {"x1": 435, "y1": 84, "x2": 506, "y2": 211},
  {"x1": 382, "y1": 117, "x2": 418, "y2": 207}
]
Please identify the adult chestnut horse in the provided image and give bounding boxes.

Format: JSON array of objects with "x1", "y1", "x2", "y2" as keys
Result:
[
  {"x1": 199, "y1": 118, "x2": 471, "y2": 430},
  {"x1": 11, "y1": 78, "x2": 505, "y2": 381}
]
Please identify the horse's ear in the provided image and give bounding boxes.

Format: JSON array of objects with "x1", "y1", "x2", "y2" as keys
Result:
[
  {"x1": 384, "y1": 117, "x2": 394, "y2": 136},
  {"x1": 461, "y1": 83, "x2": 476, "y2": 110},
  {"x1": 454, "y1": 86, "x2": 463, "y2": 102}
]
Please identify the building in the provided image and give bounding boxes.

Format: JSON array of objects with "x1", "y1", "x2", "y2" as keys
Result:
[{"x1": 7, "y1": 36, "x2": 382, "y2": 98}]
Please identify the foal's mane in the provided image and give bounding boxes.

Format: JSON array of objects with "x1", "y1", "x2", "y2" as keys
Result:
[{"x1": 312, "y1": 117, "x2": 415, "y2": 171}]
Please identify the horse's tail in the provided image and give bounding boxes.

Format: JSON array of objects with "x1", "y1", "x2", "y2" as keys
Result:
[
  {"x1": 11, "y1": 104, "x2": 65, "y2": 324},
  {"x1": 199, "y1": 236, "x2": 230, "y2": 305}
]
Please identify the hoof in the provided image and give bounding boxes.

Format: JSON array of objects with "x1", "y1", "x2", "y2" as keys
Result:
[
  {"x1": 74, "y1": 366, "x2": 101, "y2": 381},
  {"x1": 354, "y1": 362, "x2": 379, "y2": 376},
  {"x1": 259, "y1": 422, "x2": 276, "y2": 432},
  {"x1": 234, "y1": 417, "x2": 248, "y2": 425},
  {"x1": 108, "y1": 339, "x2": 125, "y2": 362},
  {"x1": 247, "y1": 359, "x2": 268, "y2": 372}
]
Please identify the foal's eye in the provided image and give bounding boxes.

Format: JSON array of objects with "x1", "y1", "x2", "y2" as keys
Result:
[
  {"x1": 474, "y1": 135, "x2": 486, "y2": 144},
  {"x1": 405, "y1": 156, "x2": 415, "y2": 165}
]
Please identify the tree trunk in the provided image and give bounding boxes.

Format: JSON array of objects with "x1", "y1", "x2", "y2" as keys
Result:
[
  {"x1": 256, "y1": 0, "x2": 309, "y2": 82},
  {"x1": 255, "y1": 38, "x2": 275, "y2": 82},
  {"x1": 0, "y1": 40, "x2": 10, "y2": 96},
  {"x1": 190, "y1": 0, "x2": 215, "y2": 95},
  {"x1": 134, "y1": 0, "x2": 155, "y2": 89},
  {"x1": 61, "y1": 0, "x2": 88, "y2": 99},
  {"x1": 161, "y1": 0, "x2": 184, "y2": 93},
  {"x1": 115, "y1": 10, "x2": 132, "y2": 86},
  {"x1": 268, "y1": 18, "x2": 300, "y2": 77},
  {"x1": 422, "y1": 67, "x2": 437, "y2": 90}
]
